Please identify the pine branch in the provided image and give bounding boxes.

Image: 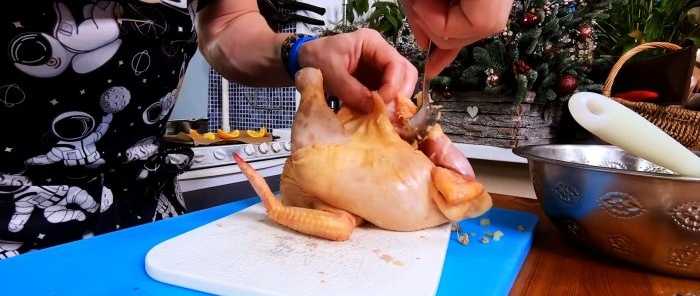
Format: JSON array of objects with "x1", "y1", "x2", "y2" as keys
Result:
[
  {"x1": 541, "y1": 71, "x2": 556, "y2": 89},
  {"x1": 526, "y1": 70, "x2": 539, "y2": 89},
  {"x1": 525, "y1": 37, "x2": 540, "y2": 55},
  {"x1": 486, "y1": 40, "x2": 506, "y2": 65},
  {"x1": 484, "y1": 84, "x2": 508, "y2": 95},
  {"x1": 514, "y1": 74, "x2": 529, "y2": 103},
  {"x1": 473, "y1": 47, "x2": 492, "y2": 67},
  {"x1": 460, "y1": 65, "x2": 486, "y2": 85},
  {"x1": 542, "y1": 89, "x2": 557, "y2": 102}
]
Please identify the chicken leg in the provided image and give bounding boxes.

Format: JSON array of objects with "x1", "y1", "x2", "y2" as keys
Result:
[{"x1": 233, "y1": 153, "x2": 358, "y2": 241}]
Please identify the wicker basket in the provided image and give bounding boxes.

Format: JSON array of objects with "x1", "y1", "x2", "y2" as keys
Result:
[{"x1": 603, "y1": 42, "x2": 700, "y2": 151}]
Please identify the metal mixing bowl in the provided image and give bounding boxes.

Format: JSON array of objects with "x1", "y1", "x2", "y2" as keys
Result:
[{"x1": 512, "y1": 144, "x2": 700, "y2": 278}]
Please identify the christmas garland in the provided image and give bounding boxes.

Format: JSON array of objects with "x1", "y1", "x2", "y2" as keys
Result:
[{"x1": 432, "y1": 0, "x2": 614, "y2": 104}]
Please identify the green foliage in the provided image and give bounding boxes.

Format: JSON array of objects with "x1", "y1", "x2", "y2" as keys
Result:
[
  {"x1": 436, "y1": 0, "x2": 615, "y2": 103},
  {"x1": 596, "y1": 0, "x2": 700, "y2": 57},
  {"x1": 342, "y1": 0, "x2": 404, "y2": 43},
  {"x1": 345, "y1": 0, "x2": 370, "y2": 25},
  {"x1": 367, "y1": 1, "x2": 404, "y2": 43}
]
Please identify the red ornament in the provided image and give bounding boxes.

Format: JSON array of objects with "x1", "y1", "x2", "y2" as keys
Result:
[
  {"x1": 555, "y1": 75, "x2": 578, "y2": 96},
  {"x1": 522, "y1": 12, "x2": 541, "y2": 28},
  {"x1": 578, "y1": 23, "x2": 594, "y2": 42},
  {"x1": 512, "y1": 59, "x2": 531, "y2": 75},
  {"x1": 441, "y1": 91, "x2": 452, "y2": 99}
]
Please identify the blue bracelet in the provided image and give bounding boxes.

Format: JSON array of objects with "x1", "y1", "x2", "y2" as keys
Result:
[{"x1": 287, "y1": 35, "x2": 318, "y2": 78}]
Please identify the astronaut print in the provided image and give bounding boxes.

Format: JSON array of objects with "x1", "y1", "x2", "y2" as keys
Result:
[
  {"x1": 143, "y1": 88, "x2": 178, "y2": 125},
  {"x1": 0, "y1": 1, "x2": 199, "y2": 257},
  {"x1": 125, "y1": 136, "x2": 160, "y2": 179},
  {"x1": 100, "y1": 86, "x2": 131, "y2": 113},
  {"x1": 0, "y1": 83, "x2": 26, "y2": 108},
  {"x1": 25, "y1": 111, "x2": 113, "y2": 168},
  {"x1": 153, "y1": 192, "x2": 179, "y2": 221},
  {"x1": 8, "y1": 184, "x2": 100, "y2": 233},
  {"x1": 10, "y1": 1, "x2": 122, "y2": 78},
  {"x1": 0, "y1": 240, "x2": 23, "y2": 259},
  {"x1": 100, "y1": 186, "x2": 114, "y2": 213}
]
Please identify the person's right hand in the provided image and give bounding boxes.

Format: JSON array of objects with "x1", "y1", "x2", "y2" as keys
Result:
[
  {"x1": 400, "y1": 0, "x2": 514, "y2": 79},
  {"x1": 298, "y1": 28, "x2": 418, "y2": 113}
]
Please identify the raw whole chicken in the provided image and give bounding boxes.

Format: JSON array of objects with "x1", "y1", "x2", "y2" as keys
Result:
[{"x1": 234, "y1": 68, "x2": 492, "y2": 241}]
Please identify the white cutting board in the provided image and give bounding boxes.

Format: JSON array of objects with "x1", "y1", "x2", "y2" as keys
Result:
[{"x1": 145, "y1": 203, "x2": 451, "y2": 296}]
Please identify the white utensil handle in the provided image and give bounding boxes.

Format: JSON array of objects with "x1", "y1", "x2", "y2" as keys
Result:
[
  {"x1": 568, "y1": 92, "x2": 700, "y2": 177},
  {"x1": 221, "y1": 77, "x2": 230, "y2": 133}
]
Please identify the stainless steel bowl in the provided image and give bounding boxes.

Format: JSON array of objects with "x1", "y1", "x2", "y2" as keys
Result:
[{"x1": 512, "y1": 144, "x2": 700, "y2": 278}]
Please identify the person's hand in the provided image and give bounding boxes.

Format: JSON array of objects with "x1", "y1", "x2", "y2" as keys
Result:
[
  {"x1": 400, "y1": 0, "x2": 513, "y2": 79},
  {"x1": 297, "y1": 28, "x2": 418, "y2": 113},
  {"x1": 197, "y1": 0, "x2": 416, "y2": 113}
]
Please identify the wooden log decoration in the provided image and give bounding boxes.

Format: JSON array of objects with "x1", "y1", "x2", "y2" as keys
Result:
[{"x1": 434, "y1": 91, "x2": 563, "y2": 148}]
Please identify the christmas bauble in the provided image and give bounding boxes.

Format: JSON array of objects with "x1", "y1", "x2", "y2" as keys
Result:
[
  {"x1": 578, "y1": 23, "x2": 594, "y2": 42},
  {"x1": 555, "y1": 74, "x2": 578, "y2": 96},
  {"x1": 522, "y1": 12, "x2": 541, "y2": 28},
  {"x1": 441, "y1": 91, "x2": 452, "y2": 99}
]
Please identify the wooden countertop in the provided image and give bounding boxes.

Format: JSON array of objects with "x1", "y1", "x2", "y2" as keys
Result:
[{"x1": 493, "y1": 193, "x2": 700, "y2": 296}]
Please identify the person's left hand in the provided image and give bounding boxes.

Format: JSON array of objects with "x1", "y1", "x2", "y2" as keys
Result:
[{"x1": 297, "y1": 28, "x2": 418, "y2": 113}]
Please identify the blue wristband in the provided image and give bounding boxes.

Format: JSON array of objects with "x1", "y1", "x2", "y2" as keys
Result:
[{"x1": 287, "y1": 35, "x2": 317, "y2": 78}]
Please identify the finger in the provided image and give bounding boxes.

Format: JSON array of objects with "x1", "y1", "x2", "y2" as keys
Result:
[
  {"x1": 425, "y1": 48, "x2": 460, "y2": 80},
  {"x1": 400, "y1": 0, "x2": 430, "y2": 50},
  {"x1": 375, "y1": 59, "x2": 402, "y2": 105},
  {"x1": 411, "y1": 0, "x2": 451, "y2": 35},
  {"x1": 407, "y1": 9, "x2": 470, "y2": 50},
  {"x1": 413, "y1": 0, "x2": 508, "y2": 40},
  {"x1": 377, "y1": 61, "x2": 418, "y2": 103},
  {"x1": 360, "y1": 30, "x2": 411, "y2": 103},
  {"x1": 324, "y1": 67, "x2": 373, "y2": 113},
  {"x1": 401, "y1": 62, "x2": 419, "y2": 99},
  {"x1": 430, "y1": 36, "x2": 474, "y2": 50}
]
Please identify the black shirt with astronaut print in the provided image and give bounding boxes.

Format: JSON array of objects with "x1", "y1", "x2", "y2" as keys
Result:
[{"x1": 0, "y1": 0, "x2": 201, "y2": 258}]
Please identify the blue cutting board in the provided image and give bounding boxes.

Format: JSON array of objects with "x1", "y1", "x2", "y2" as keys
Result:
[
  {"x1": 0, "y1": 196, "x2": 538, "y2": 296},
  {"x1": 438, "y1": 207, "x2": 539, "y2": 296}
]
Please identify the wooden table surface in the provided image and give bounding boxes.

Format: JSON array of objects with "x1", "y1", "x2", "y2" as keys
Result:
[{"x1": 493, "y1": 193, "x2": 700, "y2": 296}]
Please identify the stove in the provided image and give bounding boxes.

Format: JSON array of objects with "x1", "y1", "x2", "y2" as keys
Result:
[
  {"x1": 175, "y1": 130, "x2": 292, "y2": 211},
  {"x1": 187, "y1": 140, "x2": 292, "y2": 170}
]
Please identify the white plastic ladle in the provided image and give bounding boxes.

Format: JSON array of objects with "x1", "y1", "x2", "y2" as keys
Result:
[{"x1": 568, "y1": 92, "x2": 700, "y2": 178}]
